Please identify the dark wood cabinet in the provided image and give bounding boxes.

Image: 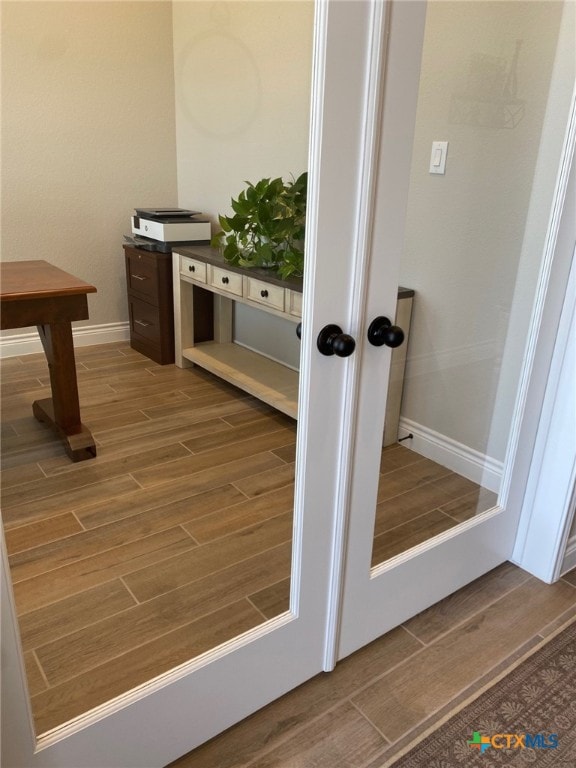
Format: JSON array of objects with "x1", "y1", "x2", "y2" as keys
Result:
[{"x1": 123, "y1": 245, "x2": 174, "y2": 365}]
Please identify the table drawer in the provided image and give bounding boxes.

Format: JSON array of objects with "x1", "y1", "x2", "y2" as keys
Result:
[
  {"x1": 245, "y1": 277, "x2": 285, "y2": 311},
  {"x1": 209, "y1": 266, "x2": 243, "y2": 297},
  {"x1": 126, "y1": 251, "x2": 158, "y2": 301},
  {"x1": 128, "y1": 296, "x2": 161, "y2": 344},
  {"x1": 286, "y1": 290, "x2": 302, "y2": 318},
  {"x1": 180, "y1": 255, "x2": 207, "y2": 283}
]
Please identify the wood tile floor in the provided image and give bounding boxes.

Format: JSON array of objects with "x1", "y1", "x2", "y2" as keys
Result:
[{"x1": 2, "y1": 342, "x2": 571, "y2": 766}]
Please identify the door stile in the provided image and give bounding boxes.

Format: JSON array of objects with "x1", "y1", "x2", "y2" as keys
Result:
[{"x1": 312, "y1": 0, "x2": 394, "y2": 672}]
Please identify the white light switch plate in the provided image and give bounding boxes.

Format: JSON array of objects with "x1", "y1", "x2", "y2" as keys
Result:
[{"x1": 429, "y1": 140, "x2": 448, "y2": 174}]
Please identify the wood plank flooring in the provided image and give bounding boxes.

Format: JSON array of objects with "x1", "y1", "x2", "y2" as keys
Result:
[{"x1": 0, "y1": 341, "x2": 552, "y2": 763}]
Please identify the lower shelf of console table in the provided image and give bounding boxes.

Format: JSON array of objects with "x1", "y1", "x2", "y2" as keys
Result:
[
  {"x1": 173, "y1": 246, "x2": 413, "y2": 442},
  {"x1": 182, "y1": 341, "x2": 299, "y2": 419}
]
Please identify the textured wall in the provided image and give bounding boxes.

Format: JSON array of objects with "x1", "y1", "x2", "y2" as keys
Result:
[{"x1": 1, "y1": 1, "x2": 178, "y2": 331}]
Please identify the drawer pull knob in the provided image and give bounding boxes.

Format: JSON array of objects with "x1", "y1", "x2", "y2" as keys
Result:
[
  {"x1": 131, "y1": 274, "x2": 147, "y2": 281},
  {"x1": 260, "y1": 289, "x2": 269, "y2": 298},
  {"x1": 189, "y1": 265, "x2": 195, "y2": 272},
  {"x1": 135, "y1": 319, "x2": 152, "y2": 327},
  {"x1": 222, "y1": 276, "x2": 229, "y2": 285}
]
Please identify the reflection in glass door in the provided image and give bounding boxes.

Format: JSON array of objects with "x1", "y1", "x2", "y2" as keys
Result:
[{"x1": 371, "y1": 0, "x2": 566, "y2": 568}]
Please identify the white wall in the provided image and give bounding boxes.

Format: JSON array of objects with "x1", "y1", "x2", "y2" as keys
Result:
[
  {"x1": 398, "y1": 1, "x2": 568, "y2": 468},
  {"x1": 1, "y1": 1, "x2": 178, "y2": 332},
  {"x1": 172, "y1": 0, "x2": 313, "y2": 367}
]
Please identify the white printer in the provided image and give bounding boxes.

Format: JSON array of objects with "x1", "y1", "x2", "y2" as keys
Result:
[{"x1": 131, "y1": 208, "x2": 211, "y2": 243}]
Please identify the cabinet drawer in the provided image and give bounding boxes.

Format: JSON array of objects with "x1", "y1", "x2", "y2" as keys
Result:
[
  {"x1": 180, "y1": 255, "x2": 207, "y2": 283},
  {"x1": 245, "y1": 277, "x2": 285, "y2": 311},
  {"x1": 126, "y1": 251, "x2": 158, "y2": 301},
  {"x1": 209, "y1": 266, "x2": 243, "y2": 297},
  {"x1": 286, "y1": 290, "x2": 302, "y2": 318},
  {"x1": 129, "y1": 297, "x2": 161, "y2": 344}
]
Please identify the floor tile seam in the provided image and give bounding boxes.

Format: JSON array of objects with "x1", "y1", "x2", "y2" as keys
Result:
[
  {"x1": 400, "y1": 569, "x2": 534, "y2": 647},
  {"x1": 188, "y1": 486, "x2": 292, "y2": 538},
  {"x1": 0, "y1": 464, "x2": 48, "y2": 492},
  {"x1": 537, "y1": 602, "x2": 576, "y2": 639},
  {"x1": 10, "y1": 507, "x2": 209, "y2": 579},
  {"x1": 9, "y1": 523, "x2": 200, "y2": 587},
  {"x1": 348, "y1": 698, "x2": 392, "y2": 744},
  {"x1": 77, "y1": 479, "x2": 252, "y2": 531},
  {"x1": 376, "y1": 471, "x2": 458, "y2": 506},
  {"x1": 560, "y1": 574, "x2": 576, "y2": 589},
  {"x1": 92, "y1": 409, "x2": 241, "y2": 447},
  {"x1": 179, "y1": 524, "x2": 200, "y2": 547},
  {"x1": 129, "y1": 446, "x2": 294, "y2": 492},
  {"x1": 242, "y1": 694, "x2": 385, "y2": 768},
  {"x1": 397, "y1": 622, "x2": 427, "y2": 648},
  {"x1": 228, "y1": 481, "x2": 256, "y2": 501},
  {"x1": 437, "y1": 484, "x2": 496, "y2": 512},
  {"x1": 20, "y1": 584, "x2": 140, "y2": 655},
  {"x1": 32, "y1": 593, "x2": 274, "y2": 691},
  {"x1": 182, "y1": 426, "x2": 297, "y2": 457},
  {"x1": 130, "y1": 532, "x2": 294, "y2": 604},
  {"x1": 245, "y1": 595, "x2": 270, "y2": 622},
  {"x1": 1, "y1": 470, "x2": 142, "y2": 511},
  {"x1": 31, "y1": 648, "x2": 51, "y2": 691},
  {"x1": 369, "y1": 632, "x2": 553, "y2": 752},
  {"x1": 373, "y1": 504, "x2": 452, "y2": 540},
  {"x1": 6, "y1": 516, "x2": 88, "y2": 559},
  {"x1": 183, "y1": 505, "x2": 293, "y2": 547},
  {"x1": 119, "y1": 575, "x2": 143, "y2": 607},
  {"x1": 248, "y1": 573, "x2": 290, "y2": 601},
  {"x1": 348, "y1": 577, "x2": 535, "y2": 704}
]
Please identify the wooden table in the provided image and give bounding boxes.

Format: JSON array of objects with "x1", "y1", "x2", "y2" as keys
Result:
[{"x1": 1, "y1": 260, "x2": 97, "y2": 461}]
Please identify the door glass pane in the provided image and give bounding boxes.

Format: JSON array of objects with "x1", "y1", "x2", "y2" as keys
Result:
[
  {"x1": 1, "y1": 0, "x2": 313, "y2": 735},
  {"x1": 372, "y1": 0, "x2": 566, "y2": 566}
]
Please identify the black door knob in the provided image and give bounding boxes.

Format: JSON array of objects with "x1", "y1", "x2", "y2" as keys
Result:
[
  {"x1": 317, "y1": 324, "x2": 356, "y2": 357},
  {"x1": 367, "y1": 316, "x2": 405, "y2": 348},
  {"x1": 296, "y1": 322, "x2": 302, "y2": 339}
]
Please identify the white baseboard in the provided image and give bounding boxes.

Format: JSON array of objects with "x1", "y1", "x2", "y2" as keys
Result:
[
  {"x1": 398, "y1": 416, "x2": 503, "y2": 492},
  {"x1": 0, "y1": 322, "x2": 130, "y2": 358},
  {"x1": 561, "y1": 535, "x2": 576, "y2": 575}
]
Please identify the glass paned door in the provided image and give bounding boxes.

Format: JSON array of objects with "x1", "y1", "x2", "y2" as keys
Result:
[{"x1": 337, "y1": 0, "x2": 575, "y2": 661}]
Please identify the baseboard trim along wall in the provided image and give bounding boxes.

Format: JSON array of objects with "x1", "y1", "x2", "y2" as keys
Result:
[
  {"x1": 0, "y1": 322, "x2": 130, "y2": 358},
  {"x1": 398, "y1": 416, "x2": 503, "y2": 493}
]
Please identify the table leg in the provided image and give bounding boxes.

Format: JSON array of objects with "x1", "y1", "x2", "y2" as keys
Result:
[{"x1": 33, "y1": 322, "x2": 97, "y2": 461}]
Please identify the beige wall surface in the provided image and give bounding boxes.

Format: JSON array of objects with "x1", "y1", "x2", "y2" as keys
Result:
[
  {"x1": 1, "y1": 1, "x2": 178, "y2": 330},
  {"x1": 398, "y1": 0, "x2": 570, "y2": 462},
  {"x1": 172, "y1": 0, "x2": 314, "y2": 366}
]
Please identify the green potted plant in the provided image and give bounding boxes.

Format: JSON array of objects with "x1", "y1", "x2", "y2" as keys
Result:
[{"x1": 211, "y1": 172, "x2": 307, "y2": 280}]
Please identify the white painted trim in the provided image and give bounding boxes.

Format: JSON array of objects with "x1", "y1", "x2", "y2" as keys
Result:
[
  {"x1": 562, "y1": 534, "x2": 576, "y2": 575},
  {"x1": 0, "y1": 322, "x2": 130, "y2": 358},
  {"x1": 398, "y1": 417, "x2": 503, "y2": 492},
  {"x1": 512, "y1": 82, "x2": 576, "y2": 581},
  {"x1": 321, "y1": 0, "x2": 391, "y2": 672}
]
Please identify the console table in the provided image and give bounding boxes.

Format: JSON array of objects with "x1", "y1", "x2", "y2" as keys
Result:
[
  {"x1": 173, "y1": 246, "x2": 413, "y2": 443},
  {"x1": 0, "y1": 260, "x2": 97, "y2": 461}
]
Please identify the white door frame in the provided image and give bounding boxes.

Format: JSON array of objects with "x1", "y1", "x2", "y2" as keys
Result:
[{"x1": 512, "y1": 90, "x2": 576, "y2": 581}]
